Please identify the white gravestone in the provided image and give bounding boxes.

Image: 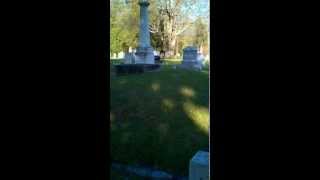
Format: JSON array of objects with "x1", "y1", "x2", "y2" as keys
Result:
[
  {"x1": 124, "y1": 52, "x2": 135, "y2": 64},
  {"x1": 189, "y1": 151, "x2": 209, "y2": 180},
  {"x1": 118, "y1": 51, "x2": 124, "y2": 59},
  {"x1": 179, "y1": 47, "x2": 204, "y2": 70}
]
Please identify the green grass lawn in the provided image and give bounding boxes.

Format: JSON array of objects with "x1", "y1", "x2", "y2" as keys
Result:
[{"x1": 110, "y1": 62, "x2": 209, "y2": 176}]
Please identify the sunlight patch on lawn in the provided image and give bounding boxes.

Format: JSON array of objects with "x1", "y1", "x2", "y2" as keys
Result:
[
  {"x1": 201, "y1": 70, "x2": 209, "y2": 76},
  {"x1": 183, "y1": 101, "x2": 209, "y2": 135},
  {"x1": 151, "y1": 82, "x2": 160, "y2": 92},
  {"x1": 161, "y1": 98, "x2": 175, "y2": 111},
  {"x1": 180, "y1": 86, "x2": 195, "y2": 98}
]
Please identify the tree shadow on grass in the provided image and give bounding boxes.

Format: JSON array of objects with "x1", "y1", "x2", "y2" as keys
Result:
[{"x1": 110, "y1": 67, "x2": 209, "y2": 176}]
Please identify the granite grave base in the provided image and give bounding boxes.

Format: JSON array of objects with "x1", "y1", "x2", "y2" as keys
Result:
[{"x1": 114, "y1": 64, "x2": 160, "y2": 76}]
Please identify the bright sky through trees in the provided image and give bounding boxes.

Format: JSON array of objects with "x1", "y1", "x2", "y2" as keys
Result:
[{"x1": 110, "y1": 0, "x2": 209, "y2": 56}]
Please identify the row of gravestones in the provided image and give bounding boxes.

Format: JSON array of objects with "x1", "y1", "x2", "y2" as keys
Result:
[
  {"x1": 116, "y1": 51, "x2": 192, "y2": 59},
  {"x1": 120, "y1": 46, "x2": 206, "y2": 71},
  {"x1": 110, "y1": 50, "x2": 162, "y2": 59}
]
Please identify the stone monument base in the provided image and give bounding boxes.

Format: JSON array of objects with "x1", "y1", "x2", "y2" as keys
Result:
[
  {"x1": 114, "y1": 64, "x2": 160, "y2": 76},
  {"x1": 134, "y1": 46, "x2": 155, "y2": 64}
]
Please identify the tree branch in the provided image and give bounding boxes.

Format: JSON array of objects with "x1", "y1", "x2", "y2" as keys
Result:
[
  {"x1": 149, "y1": 24, "x2": 158, "y2": 33},
  {"x1": 149, "y1": 29, "x2": 157, "y2": 34},
  {"x1": 175, "y1": 22, "x2": 194, "y2": 35}
]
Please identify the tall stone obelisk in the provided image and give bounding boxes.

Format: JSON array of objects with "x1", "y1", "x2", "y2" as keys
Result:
[{"x1": 135, "y1": 0, "x2": 154, "y2": 64}]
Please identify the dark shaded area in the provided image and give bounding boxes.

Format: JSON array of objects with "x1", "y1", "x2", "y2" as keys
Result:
[
  {"x1": 114, "y1": 64, "x2": 161, "y2": 75},
  {"x1": 111, "y1": 162, "x2": 188, "y2": 180},
  {"x1": 155, "y1": 55, "x2": 164, "y2": 64}
]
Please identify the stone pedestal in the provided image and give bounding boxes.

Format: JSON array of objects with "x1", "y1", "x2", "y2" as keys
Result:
[
  {"x1": 135, "y1": 47, "x2": 154, "y2": 64},
  {"x1": 189, "y1": 151, "x2": 209, "y2": 180}
]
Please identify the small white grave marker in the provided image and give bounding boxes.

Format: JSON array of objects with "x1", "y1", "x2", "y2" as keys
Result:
[
  {"x1": 119, "y1": 51, "x2": 124, "y2": 58},
  {"x1": 189, "y1": 151, "x2": 209, "y2": 180}
]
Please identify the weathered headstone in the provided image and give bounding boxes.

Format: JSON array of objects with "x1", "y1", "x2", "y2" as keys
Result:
[
  {"x1": 183, "y1": 46, "x2": 197, "y2": 61},
  {"x1": 179, "y1": 46, "x2": 204, "y2": 70}
]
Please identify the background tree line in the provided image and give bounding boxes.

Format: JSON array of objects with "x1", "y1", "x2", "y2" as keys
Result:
[{"x1": 110, "y1": 0, "x2": 209, "y2": 58}]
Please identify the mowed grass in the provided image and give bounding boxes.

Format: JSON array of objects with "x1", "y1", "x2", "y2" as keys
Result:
[{"x1": 110, "y1": 61, "x2": 209, "y2": 176}]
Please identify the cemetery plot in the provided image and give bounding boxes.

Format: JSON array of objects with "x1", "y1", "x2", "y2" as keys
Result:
[{"x1": 110, "y1": 65, "x2": 209, "y2": 176}]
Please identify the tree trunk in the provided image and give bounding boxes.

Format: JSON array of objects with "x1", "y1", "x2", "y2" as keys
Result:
[
  {"x1": 168, "y1": 34, "x2": 177, "y2": 57},
  {"x1": 175, "y1": 44, "x2": 179, "y2": 57},
  {"x1": 124, "y1": 46, "x2": 129, "y2": 53},
  {"x1": 199, "y1": 44, "x2": 203, "y2": 54}
]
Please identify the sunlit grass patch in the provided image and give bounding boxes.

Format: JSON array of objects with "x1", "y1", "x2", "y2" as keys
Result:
[
  {"x1": 180, "y1": 86, "x2": 195, "y2": 98},
  {"x1": 183, "y1": 101, "x2": 209, "y2": 135},
  {"x1": 161, "y1": 98, "x2": 175, "y2": 111},
  {"x1": 151, "y1": 82, "x2": 160, "y2": 92}
]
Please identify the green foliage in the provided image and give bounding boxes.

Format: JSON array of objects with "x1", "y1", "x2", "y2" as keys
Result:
[
  {"x1": 110, "y1": 27, "x2": 122, "y2": 54},
  {"x1": 110, "y1": 0, "x2": 139, "y2": 53},
  {"x1": 110, "y1": 0, "x2": 209, "y2": 55},
  {"x1": 193, "y1": 17, "x2": 208, "y2": 48}
]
